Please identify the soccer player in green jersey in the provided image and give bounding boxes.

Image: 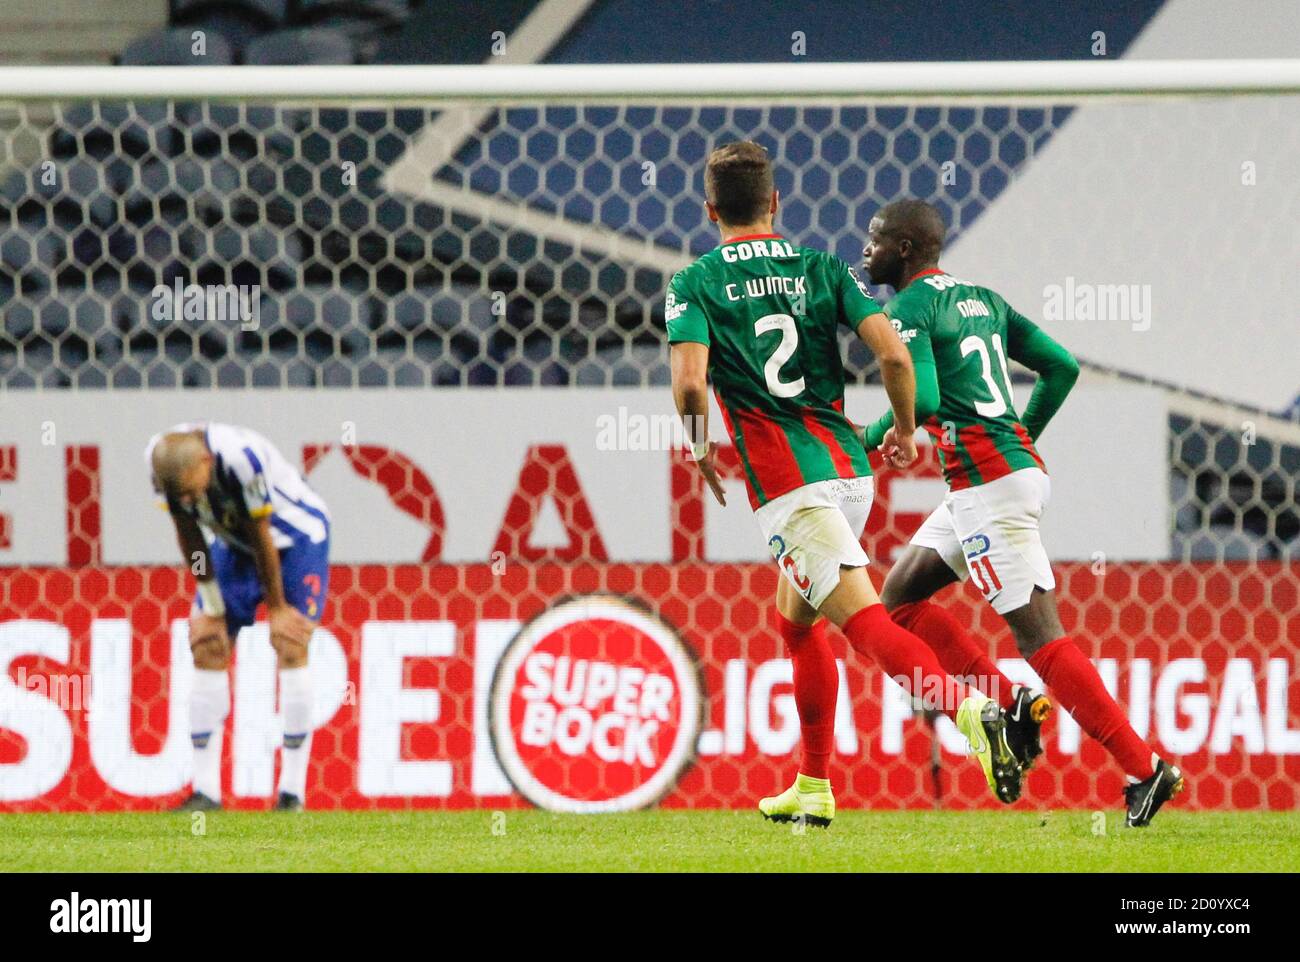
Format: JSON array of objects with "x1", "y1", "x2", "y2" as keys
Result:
[
  {"x1": 666, "y1": 143, "x2": 1024, "y2": 826},
  {"x1": 860, "y1": 199, "x2": 1184, "y2": 827}
]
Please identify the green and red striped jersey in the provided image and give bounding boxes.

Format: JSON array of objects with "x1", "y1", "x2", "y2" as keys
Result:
[
  {"x1": 884, "y1": 269, "x2": 1047, "y2": 490},
  {"x1": 665, "y1": 234, "x2": 884, "y2": 509}
]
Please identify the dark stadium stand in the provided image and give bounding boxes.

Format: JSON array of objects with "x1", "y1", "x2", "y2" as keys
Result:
[
  {"x1": 245, "y1": 27, "x2": 357, "y2": 64},
  {"x1": 122, "y1": 27, "x2": 235, "y2": 65}
]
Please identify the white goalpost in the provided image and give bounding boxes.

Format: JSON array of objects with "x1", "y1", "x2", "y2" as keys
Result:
[{"x1": 0, "y1": 58, "x2": 1298, "y2": 99}]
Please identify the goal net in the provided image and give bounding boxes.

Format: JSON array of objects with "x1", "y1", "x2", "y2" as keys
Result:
[{"x1": 0, "y1": 62, "x2": 1297, "y2": 813}]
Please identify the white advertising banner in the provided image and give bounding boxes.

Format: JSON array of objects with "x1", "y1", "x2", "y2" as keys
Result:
[{"x1": 0, "y1": 385, "x2": 1169, "y2": 565}]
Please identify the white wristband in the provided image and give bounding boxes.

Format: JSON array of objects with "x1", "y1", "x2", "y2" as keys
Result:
[
  {"x1": 689, "y1": 440, "x2": 710, "y2": 461},
  {"x1": 196, "y1": 579, "x2": 225, "y2": 617}
]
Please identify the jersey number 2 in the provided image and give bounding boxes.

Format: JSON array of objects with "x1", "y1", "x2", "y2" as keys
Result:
[{"x1": 755, "y1": 313, "x2": 805, "y2": 398}]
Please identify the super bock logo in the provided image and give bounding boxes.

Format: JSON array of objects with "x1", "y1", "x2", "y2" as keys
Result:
[{"x1": 489, "y1": 594, "x2": 703, "y2": 813}]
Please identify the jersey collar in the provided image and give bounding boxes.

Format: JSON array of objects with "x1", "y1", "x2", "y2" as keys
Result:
[
  {"x1": 720, "y1": 233, "x2": 785, "y2": 246},
  {"x1": 908, "y1": 267, "x2": 945, "y2": 282}
]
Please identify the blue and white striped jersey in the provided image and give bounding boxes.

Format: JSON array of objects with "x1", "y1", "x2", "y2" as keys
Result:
[{"x1": 146, "y1": 422, "x2": 330, "y2": 553}]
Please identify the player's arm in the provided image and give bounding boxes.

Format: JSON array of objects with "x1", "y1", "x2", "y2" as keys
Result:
[
  {"x1": 833, "y1": 258, "x2": 923, "y2": 468},
  {"x1": 665, "y1": 271, "x2": 726, "y2": 505},
  {"x1": 228, "y1": 447, "x2": 316, "y2": 648},
  {"x1": 858, "y1": 313, "x2": 940, "y2": 452},
  {"x1": 1006, "y1": 307, "x2": 1080, "y2": 440},
  {"x1": 670, "y1": 342, "x2": 726, "y2": 507},
  {"x1": 240, "y1": 511, "x2": 314, "y2": 654},
  {"x1": 229, "y1": 453, "x2": 290, "y2": 612},
  {"x1": 169, "y1": 510, "x2": 225, "y2": 614},
  {"x1": 243, "y1": 513, "x2": 287, "y2": 610},
  {"x1": 855, "y1": 312, "x2": 920, "y2": 468}
]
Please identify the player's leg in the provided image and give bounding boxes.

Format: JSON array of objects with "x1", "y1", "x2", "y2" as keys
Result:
[
  {"x1": 1003, "y1": 586, "x2": 1182, "y2": 824},
  {"x1": 774, "y1": 577, "x2": 836, "y2": 780},
  {"x1": 819, "y1": 563, "x2": 1023, "y2": 804},
  {"x1": 757, "y1": 477, "x2": 1021, "y2": 807},
  {"x1": 270, "y1": 534, "x2": 330, "y2": 811},
  {"x1": 819, "y1": 565, "x2": 958, "y2": 722},
  {"x1": 785, "y1": 478, "x2": 963, "y2": 727},
  {"x1": 178, "y1": 541, "x2": 253, "y2": 811},
  {"x1": 953, "y1": 468, "x2": 1182, "y2": 824},
  {"x1": 964, "y1": 473, "x2": 1148, "y2": 774},
  {"x1": 755, "y1": 482, "x2": 852, "y2": 825},
  {"x1": 827, "y1": 476, "x2": 1021, "y2": 801},
  {"x1": 882, "y1": 520, "x2": 1021, "y2": 712},
  {"x1": 181, "y1": 611, "x2": 231, "y2": 811},
  {"x1": 759, "y1": 578, "x2": 839, "y2": 826}
]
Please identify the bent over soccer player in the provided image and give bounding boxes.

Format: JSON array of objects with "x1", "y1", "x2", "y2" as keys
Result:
[
  {"x1": 859, "y1": 199, "x2": 1184, "y2": 827},
  {"x1": 147, "y1": 422, "x2": 330, "y2": 812},
  {"x1": 666, "y1": 142, "x2": 1023, "y2": 828}
]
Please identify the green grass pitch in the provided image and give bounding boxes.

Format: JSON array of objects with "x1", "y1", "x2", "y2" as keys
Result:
[{"x1": 4, "y1": 810, "x2": 1299, "y2": 872}]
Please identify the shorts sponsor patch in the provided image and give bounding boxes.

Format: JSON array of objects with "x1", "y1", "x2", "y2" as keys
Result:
[
  {"x1": 961, "y1": 533, "x2": 991, "y2": 559},
  {"x1": 768, "y1": 534, "x2": 814, "y2": 601}
]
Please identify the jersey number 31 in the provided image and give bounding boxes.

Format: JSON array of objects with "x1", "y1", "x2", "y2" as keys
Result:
[{"x1": 960, "y1": 333, "x2": 1015, "y2": 417}]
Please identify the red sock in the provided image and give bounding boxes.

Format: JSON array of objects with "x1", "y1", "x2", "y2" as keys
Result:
[
  {"x1": 776, "y1": 612, "x2": 837, "y2": 779},
  {"x1": 1029, "y1": 637, "x2": 1155, "y2": 780},
  {"x1": 841, "y1": 604, "x2": 962, "y2": 723},
  {"x1": 892, "y1": 601, "x2": 1017, "y2": 710}
]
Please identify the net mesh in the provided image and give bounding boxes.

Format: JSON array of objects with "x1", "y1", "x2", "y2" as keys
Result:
[{"x1": 0, "y1": 92, "x2": 1296, "y2": 811}]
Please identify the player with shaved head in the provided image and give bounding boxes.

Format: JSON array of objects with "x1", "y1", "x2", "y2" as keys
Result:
[
  {"x1": 147, "y1": 422, "x2": 331, "y2": 812},
  {"x1": 859, "y1": 198, "x2": 1184, "y2": 827}
]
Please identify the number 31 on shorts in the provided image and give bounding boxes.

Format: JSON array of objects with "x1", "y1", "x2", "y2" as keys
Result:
[{"x1": 961, "y1": 533, "x2": 1003, "y2": 599}]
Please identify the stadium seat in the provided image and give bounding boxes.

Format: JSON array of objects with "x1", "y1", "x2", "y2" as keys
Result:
[
  {"x1": 69, "y1": 278, "x2": 128, "y2": 367},
  {"x1": 1209, "y1": 526, "x2": 1276, "y2": 561},
  {"x1": 245, "y1": 28, "x2": 357, "y2": 65},
  {"x1": 295, "y1": 0, "x2": 407, "y2": 26},
  {"x1": 119, "y1": 27, "x2": 234, "y2": 66},
  {"x1": 291, "y1": 0, "x2": 407, "y2": 54},
  {"x1": 4, "y1": 338, "x2": 65, "y2": 389},
  {"x1": 175, "y1": 0, "x2": 288, "y2": 18},
  {"x1": 171, "y1": 0, "x2": 287, "y2": 58},
  {"x1": 249, "y1": 347, "x2": 318, "y2": 388},
  {"x1": 49, "y1": 100, "x2": 176, "y2": 163},
  {"x1": 0, "y1": 223, "x2": 62, "y2": 278},
  {"x1": 598, "y1": 342, "x2": 671, "y2": 387},
  {"x1": 362, "y1": 346, "x2": 424, "y2": 386}
]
